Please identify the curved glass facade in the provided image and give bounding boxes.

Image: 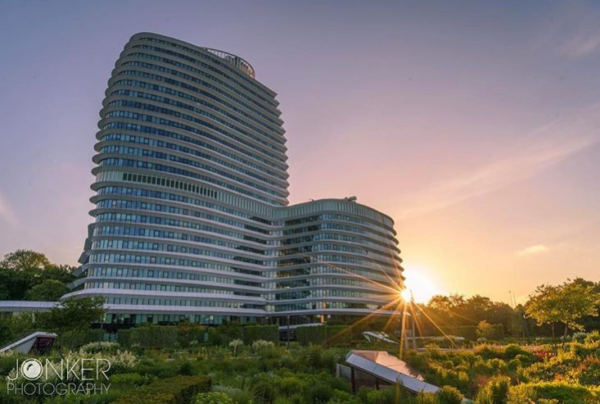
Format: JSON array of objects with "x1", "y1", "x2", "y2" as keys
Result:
[{"x1": 71, "y1": 33, "x2": 403, "y2": 326}]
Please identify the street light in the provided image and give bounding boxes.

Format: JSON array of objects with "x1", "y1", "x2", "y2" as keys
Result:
[{"x1": 286, "y1": 314, "x2": 290, "y2": 348}]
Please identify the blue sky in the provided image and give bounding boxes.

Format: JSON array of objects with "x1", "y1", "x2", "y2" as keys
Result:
[{"x1": 1, "y1": 0, "x2": 599, "y2": 302}]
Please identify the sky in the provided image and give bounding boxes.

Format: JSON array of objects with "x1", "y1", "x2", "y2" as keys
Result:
[{"x1": 1, "y1": 0, "x2": 599, "y2": 304}]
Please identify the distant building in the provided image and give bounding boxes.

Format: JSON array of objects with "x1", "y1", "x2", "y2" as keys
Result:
[{"x1": 68, "y1": 33, "x2": 403, "y2": 327}]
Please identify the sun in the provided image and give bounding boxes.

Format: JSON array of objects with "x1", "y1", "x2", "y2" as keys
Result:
[
  {"x1": 400, "y1": 288, "x2": 413, "y2": 302},
  {"x1": 401, "y1": 264, "x2": 443, "y2": 304}
]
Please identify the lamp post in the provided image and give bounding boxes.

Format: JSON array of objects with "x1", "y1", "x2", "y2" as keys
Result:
[
  {"x1": 401, "y1": 289, "x2": 417, "y2": 352},
  {"x1": 410, "y1": 295, "x2": 417, "y2": 350},
  {"x1": 286, "y1": 314, "x2": 291, "y2": 348}
]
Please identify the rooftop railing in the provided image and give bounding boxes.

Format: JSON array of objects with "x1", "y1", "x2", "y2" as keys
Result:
[{"x1": 205, "y1": 48, "x2": 256, "y2": 78}]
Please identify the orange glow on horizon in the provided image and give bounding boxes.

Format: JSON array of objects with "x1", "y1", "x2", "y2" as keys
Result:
[{"x1": 402, "y1": 265, "x2": 444, "y2": 304}]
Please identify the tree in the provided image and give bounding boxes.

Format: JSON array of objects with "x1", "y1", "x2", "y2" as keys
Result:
[
  {"x1": 38, "y1": 297, "x2": 105, "y2": 334},
  {"x1": 556, "y1": 281, "x2": 600, "y2": 338},
  {"x1": 0, "y1": 250, "x2": 75, "y2": 301},
  {"x1": 526, "y1": 280, "x2": 600, "y2": 344},
  {"x1": 38, "y1": 264, "x2": 76, "y2": 284},
  {"x1": 0, "y1": 280, "x2": 9, "y2": 300},
  {"x1": 477, "y1": 320, "x2": 496, "y2": 340},
  {"x1": 425, "y1": 294, "x2": 515, "y2": 335},
  {"x1": 508, "y1": 305, "x2": 528, "y2": 337},
  {"x1": 24, "y1": 280, "x2": 69, "y2": 301},
  {"x1": 1, "y1": 250, "x2": 50, "y2": 271},
  {"x1": 0, "y1": 313, "x2": 37, "y2": 346},
  {"x1": 525, "y1": 284, "x2": 562, "y2": 338}
]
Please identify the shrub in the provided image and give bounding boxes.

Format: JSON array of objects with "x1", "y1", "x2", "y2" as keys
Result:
[
  {"x1": 118, "y1": 325, "x2": 178, "y2": 349},
  {"x1": 178, "y1": 361, "x2": 195, "y2": 376},
  {"x1": 277, "y1": 376, "x2": 308, "y2": 396},
  {"x1": 328, "y1": 390, "x2": 362, "y2": 404},
  {"x1": 80, "y1": 341, "x2": 121, "y2": 354},
  {"x1": 110, "y1": 372, "x2": 153, "y2": 386},
  {"x1": 436, "y1": 386, "x2": 464, "y2": 404},
  {"x1": 507, "y1": 358, "x2": 522, "y2": 371},
  {"x1": 417, "y1": 393, "x2": 441, "y2": 404},
  {"x1": 308, "y1": 382, "x2": 334, "y2": 403},
  {"x1": 488, "y1": 358, "x2": 508, "y2": 374},
  {"x1": 176, "y1": 323, "x2": 207, "y2": 346},
  {"x1": 476, "y1": 376, "x2": 511, "y2": 404},
  {"x1": 504, "y1": 344, "x2": 533, "y2": 360},
  {"x1": 242, "y1": 325, "x2": 279, "y2": 344},
  {"x1": 365, "y1": 388, "x2": 389, "y2": 404},
  {"x1": 213, "y1": 385, "x2": 254, "y2": 404},
  {"x1": 585, "y1": 331, "x2": 600, "y2": 345},
  {"x1": 113, "y1": 375, "x2": 212, "y2": 404},
  {"x1": 229, "y1": 339, "x2": 244, "y2": 355},
  {"x1": 296, "y1": 326, "x2": 351, "y2": 346},
  {"x1": 207, "y1": 324, "x2": 243, "y2": 345},
  {"x1": 252, "y1": 375, "x2": 276, "y2": 404},
  {"x1": 193, "y1": 392, "x2": 235, "y2": 404},
  {"x1": 133, "y1": 358, "x2": 179, "y2": 378},
  {"x1": 507, "y1": 381, "x2": 600, "y2": 404},
  {"x1": 252, "y1": 339, "x2": 275, "y2": 350}
]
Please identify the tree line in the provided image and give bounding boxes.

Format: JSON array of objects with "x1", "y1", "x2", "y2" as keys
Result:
[
  {"x1": 1, "y1": 249, "x2": 598, "y2": 341},
  {"x1": 416, "y1": 278, "x2": 600, "y2": 339},
  {"x1": 0, "y1": 249, "x2": 76, "y2": 301}
]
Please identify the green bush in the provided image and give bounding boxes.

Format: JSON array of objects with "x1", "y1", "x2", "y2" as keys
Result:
[
  {"x1": 213, "y1": 386, "x2": 254, "y2": 404},
  {"x1": 507, "y1": 381, "x2": 600, "y2": 404},
  {"x1": 177, "y1": 323, "x2": 208, "y2": 348},
  {"x1": 118, "y1": 325, "x2": 178, "y2": 349},
  {"x1": 56, "y1": 329, "x2": 106, "y2": 350},
  {"x1": 329, "y1": 389, "x2": 362, "y2": 404},
  {"x1": 252, "y1": 375, "x2": 276, "y2": 404},
  {"x1": 193, "y1": 392, "x2": 235, "y2": 404},
  {"x1": 277, "y1": 376, "x2": 308, "y2": 396},
  {"x1": 365, "y1": 389, "x2": 389, "y2": 404},
  {"x1": 242, "y1": 325, "x2": 279, "y2": 344},
  {"x1": 110, "y1": 372, "x2": 153, "y2": 386},
  {"x1": 133, "y1": 358, "x2": 179, "y2": 378},
  {"x1": 585, "y1": 331, "x2": 600, "y2": 345},
  {"x1": 416, "y1": 393, "x2": 441, "y2": 404},
  {"x1": 476, "y1": 376, "x2": 510, "y2": 404},
  {"x1": 436, "y1": 386, "x2": 464, "y2": 404},
  {"x1": 296, "y1": 326, "x2": 352, "y2": 346},
  {"x1": 207, "y1": 324, "x2": 243, "y2": 345},
  {"x1": 80, "y1": 341, "x2": 121, "y2": 354},
  {"x1": 113, "y1": 375, "x2": 211, "y2": 404},
  {"x1": 178, "y1": 361, "x2": 195, "y2": 376},
  {"x1": 308, "y1": 382, "x2": 334, "y2": 403}
]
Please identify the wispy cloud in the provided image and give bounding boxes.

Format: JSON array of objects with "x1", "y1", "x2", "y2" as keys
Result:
[
  {"x1": 561, "y1": 33, "x2": 600, "y2": 58},
  {"x1": 516, "y1": 244, "x2": 549, "y2": 257},
  {"x1": 0, "y1": 190, "x2": 18, "y2": 226},
  {"x1": 530, "y1": 3, "x2": 600, "y2": 59},
  {"x1": 401, "y1": 103, "x2": 600, "y2": 218}
]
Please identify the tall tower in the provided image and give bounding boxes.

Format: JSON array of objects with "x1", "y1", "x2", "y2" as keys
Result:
[{"x1": 70, "y1": 33, "x2": 403, "y2": 327}]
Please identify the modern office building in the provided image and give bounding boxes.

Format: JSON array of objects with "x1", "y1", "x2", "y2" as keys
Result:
[{"x1": 67, "y1": 32, "x2": 403, "y2": 327}]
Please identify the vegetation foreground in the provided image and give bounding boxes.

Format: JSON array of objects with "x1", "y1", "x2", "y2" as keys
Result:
[{"x1": 0, "y1": 329, "x2": 600, "y2": 404}]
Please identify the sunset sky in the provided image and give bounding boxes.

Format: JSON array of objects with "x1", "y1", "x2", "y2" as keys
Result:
[{"x1": 1, "y1": 1, "x2": 599, "y2": 304}]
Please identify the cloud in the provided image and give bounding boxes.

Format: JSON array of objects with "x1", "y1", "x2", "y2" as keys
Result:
[
  {"x1": 0, "y1": 190, "x2": 18, "y2": 226},
  {"x1": 561, "y1": 33, "x2": 600, "y2": 58},
  {"x1": 530, "y1": 3, "x2": 600, "y2": 59},
  {"x1": 516, "y1": 244, "x2": 549, "y2": 257},
  {"x1": 401, "y1": 103, "x2": 600, "y2": 218}
]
